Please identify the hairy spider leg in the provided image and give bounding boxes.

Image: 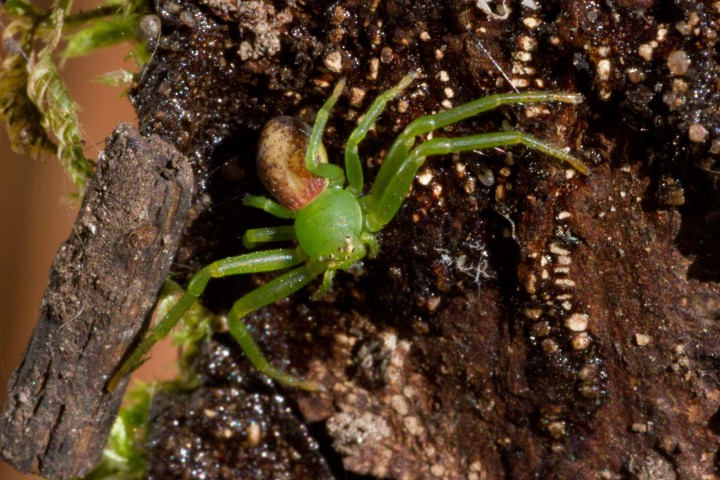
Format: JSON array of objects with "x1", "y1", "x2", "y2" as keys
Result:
[
  {"x1": 369, "y1": 91, "x2": 585, "y2": 211},
  {"x1": 108, "y1": 248, "x2": 307, "y2": 391},
  {"x1": 343, "y1": 72, "x2": 418, "y2": 196},
  {"x1": 366, "y1": 130, "x2": 589, "y2": 231},
  {"x1": 305, "y1": 78, "x2": 346, "y2": 186},
  {"x1": 311, "y1": 269, "x2": 336, "y2": 301},
  {"x1": 242, "y1": 225, "x2": 296, "y2": 249},
  {"x1": 224, "y1": 260, "x2": 326, "y2": 391},
  {"x1": 242, "y1": 195, "x2": 294, "y2": 219}
]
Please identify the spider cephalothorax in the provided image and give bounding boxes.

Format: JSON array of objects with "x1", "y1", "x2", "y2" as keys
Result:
[{"x1": 110, "y1": 73, "x2": 589, "y2": 391}]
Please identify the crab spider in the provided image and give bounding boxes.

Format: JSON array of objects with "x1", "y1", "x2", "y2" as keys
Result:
[{"x1": 109, "y1": 73, "x2": 589, "y2": 392}]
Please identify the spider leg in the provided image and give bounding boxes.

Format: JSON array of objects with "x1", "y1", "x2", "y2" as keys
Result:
[
  {"x1": 361, "y1": 232, "x2": 379, "y2": 258},
  {"x1": 243, "y1": 194, "x2": 295, "y2": 219},
  {"x1": 371, "y1": 91, "x2": 584, "y2": 208},
  {"x1": 243, "y1": 225, "x2": 296, "y2": 249},
  {"x1": 305, "y1": 79, "x2": 346, "y2": 186},
  {"x1": 310, "y1": 269, "x2": 336, "y2": 301},
  {"x1": 226, "y1": 261, "x2": 326, "y2": 390},
  {"x1": 108, "y1": 248, "x2": 307, "y2": 391},
  {"x1": 344, "y1": 72, "x2": 418, "y2": 196},
  {"x1": 365, "y1": 130, "x2": 590, "y2": 231}
]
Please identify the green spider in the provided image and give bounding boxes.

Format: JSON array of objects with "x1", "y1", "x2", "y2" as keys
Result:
[{"x1": 109, "y1": 73, "x2": 589, "y2": 392}]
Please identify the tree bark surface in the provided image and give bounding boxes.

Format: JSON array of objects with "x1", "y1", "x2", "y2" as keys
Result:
[
  {"x1": 126, "y1": 0, "x2": 720, "y2": 478},
  {"x1": 5, "y1": 0, "x2": 718, "y2": 478},
  {"x1": 0, "y1": 125, "x2": 193, "y2": 479}
]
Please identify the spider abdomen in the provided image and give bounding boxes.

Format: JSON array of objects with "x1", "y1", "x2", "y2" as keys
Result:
[
  {"x1": 257, "y1": 116, "x2": 329, "y2": 211},
  {"x1": 294, "y1": 188, "x2": 365, "y2": 269}
]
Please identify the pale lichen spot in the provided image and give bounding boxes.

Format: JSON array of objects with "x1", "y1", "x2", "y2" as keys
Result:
[
  {"x1": 572, "y1": 332, "x2": 591, "y2": 350},
  {"x1": 564, "y1": 312, "x2": 588, "y2": 332},
  {"x1": 555, "y1": 278, "x2": 576, "y2": 288}
]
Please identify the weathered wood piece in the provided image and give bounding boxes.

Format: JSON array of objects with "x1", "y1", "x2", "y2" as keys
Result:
[{"x1": 0, "y1": 124, "x2": 193, "y2": 479}]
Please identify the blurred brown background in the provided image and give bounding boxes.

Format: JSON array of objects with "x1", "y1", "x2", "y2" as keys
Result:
[{"x1": 1, "y1": 20, "x2": 176, "y2": 480}]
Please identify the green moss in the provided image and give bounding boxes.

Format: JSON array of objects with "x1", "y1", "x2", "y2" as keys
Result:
[
  {"x1": 0, "y1": 0, "x2": 150, "y2": 196},
  {"x1": 79, "y1": 383, "x2": 154, "y2": 480}
]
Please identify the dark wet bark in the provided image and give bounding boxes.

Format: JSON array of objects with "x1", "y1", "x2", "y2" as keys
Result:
[
  {"x1": 129, "y1": 0, "x2": 720, "y2": 478},
  {"x1": 0, "y1": 125, "x2": 193, "y2": 479},
  {"x1": 6, "y1": 0, "x2": 719, "y2": 478}
]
